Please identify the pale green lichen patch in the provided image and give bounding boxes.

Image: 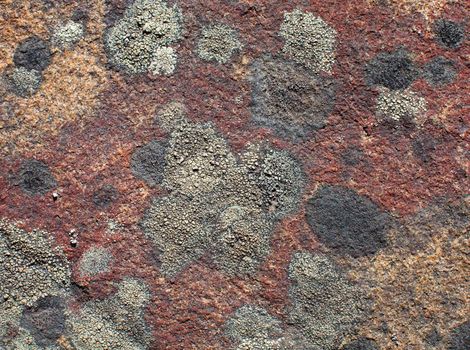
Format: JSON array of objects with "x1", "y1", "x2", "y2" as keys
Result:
[
  {"x1": 288, "y1": 252, "x2": 367, "y2": 349},
  {"x1": 142, "y1": 104, "x2": 305, "y2": 278},
  {"x1": 105, "y1": 0, "x2": 182, "y2": 74},
  {"x1": 149, "y1": 46, "x2": 177, "y2": 76},
  {"x1": 77, "y1": 246, "x2": 113, "y2": 278},
  {"x1": 375, "y1": 89, "x2": 427, "y2": 123},
  {"x1": 225, "y1": 305, "x2": 311, "y2": 350},
  {"x1": 279, "y1": 9, "x2": 336, "y2": 73},
  {"x1": 67, "y1": 278, "x2": 151, "y2": 349},
  {"x1": 196, "y1": 23, "x2": 243, "y2": 64},
  {"x1": 5, "y1": 67, "x2": 42, "y2": 97},
  {"x1": 51, "y1": 20, "x2": 85, "y2": 50}
]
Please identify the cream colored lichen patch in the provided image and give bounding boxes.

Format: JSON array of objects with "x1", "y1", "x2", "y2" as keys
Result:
[{"x1": 375, "y1": 88, "x2": 427, "y2": 123}]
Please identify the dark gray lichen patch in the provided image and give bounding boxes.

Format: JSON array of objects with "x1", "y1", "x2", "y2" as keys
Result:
[
  {"x1": 16, "y1": 159, "x2": 56, "y2": 195},
  {"x1": 365, "y1": 49, "x2": 419, "y2": 90},
  {"x1": 434, "y1": 19, "x2": 465, "y2": 49},
  {"x1": 20, "y1": 296, "x2": 66, "y2": 347},
  {"x1": 13, "y1": 36, "x2": 51, "y2": 72},
  {"x1": 305, "y1": 185, "x2": 389, "y2": 257},
  {"x1": 131, "y1": 140, "x2": 168, "y2": 186},
  {"x1": 423, "y1": 56, "x2": 457, "y2": 86},
  {"x1": 92, "y1": 184, "x2": 119, "y2": 208},
  {"x1": 447, "y1": 320, "x2": 470, "y2": 350},
  {"x1": 250, "y1": 56, "x2": 336, "y2": 141},
  {"x1": 288, "y1": 252, "x2": 367, "y2": 349},
  {"x1": 341, "y1": 338, "x2": 379, "y2": 350}
]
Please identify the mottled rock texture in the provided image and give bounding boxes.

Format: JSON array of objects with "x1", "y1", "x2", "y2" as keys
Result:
[{"x1": 0, "y1": 0, "x2": 468, "y2": 349}]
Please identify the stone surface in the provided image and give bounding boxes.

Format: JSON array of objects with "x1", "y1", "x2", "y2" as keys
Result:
[{"x1": 0, "y1": 1, "x2": 468, "y2": 349}]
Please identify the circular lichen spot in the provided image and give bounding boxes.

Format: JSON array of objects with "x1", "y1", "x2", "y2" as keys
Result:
[
  {"x1": 131, "y1": 140, "x2": 168, "y2": 186},
  {"x1": 279, "y1": 9, "x2": 336, "y2": 73},
  {"x1": 434, "y1": 19, "x2": 465, "y2": 49},
  {"x1": 77, "y1": 246, "x2": 113, "y2": 278},
  {"x1": 13, "y1": 36, "x2": 51, "y2": 72},
  {"x1": 4, "y1": 67, "x2": 42, "y2": 97},
  {"x1": 16, "y1": 159, "x2": 56, "y2": 195},
  {"x1": 196, "y1": 23, "x2": 243, "y2": 64},
  {"x1": 51, "y1": 20, "x2": 85, "y2": 50},
  {"x1": 305, "y1": 185, "x2": 389, "y2": 257},
  {"x1": 423, "y1": 56, "x2": 457, "y2": 86},
  {"x1": 365, "y1": 49, "x2": 419, "y2": 90},
  {"x1": 250, "y1": 56, "x2": 336, "y2": 141}
]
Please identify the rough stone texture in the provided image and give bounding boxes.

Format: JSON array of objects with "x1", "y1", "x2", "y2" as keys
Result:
[{"x1": 0, "y1": 0, "x2": 468, "y2": 349}]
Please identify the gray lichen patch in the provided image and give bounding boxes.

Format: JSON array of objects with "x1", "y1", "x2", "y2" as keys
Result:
[
  {"x1": 51, "y1": 20, "x2": 85, "y2": 50},
  {"x1": 211, "y1": 206, "x2": 273, "y2": 276},
  {"x1": 288, "y1": 252, "x2": 367, "y2": 349},
  {"x1": 5, "y1": 67, "x2": 42, "y2": 97},
  {"x1": 131, "y1": 140, "x2": 168, "y2": 187},
  {"x1": 196, "y1": 23, "x2": 243, "y2": 64},
  {"x1": 224, "y1": 305, "x2": 311, "y2": 350},
  {"x1": 250, "y1": 56, "x2": 336, "y2": 141},
  {"x1": 279, "y1": 9, "x2": 336, "y2": 73},
  {"x1": 67, "y1": 278, "x2": 151, "y2": 349},
  {"x1": 142, "y1": 105, "x2": 305, "y2": 278},
  {"x1": 16, "y1": 159, "x2": 56, "y2": 195},
  {"x1": 243, "y1": 144, "x2": 306, "y2": 220},
  {"x1": 434, "y1": 19, "x2": 466, "y2": 49},
  {"x1": 375, "y1": 88, "x2": 427, "y2": 123},
  {"x1": 0, "y1": 220, "x2": 70, "y2": 343},
  {"x1": 0, "y1": 220, "x2": 70, "y2": 308},
  {"x1": 423, "y1": 56, "x2": 457, "y2": 86},
  {"x1": 13, "y1": 36, "x2": 51, "y2": 73},
  {"x1": 77, "y1": 246, "x2": 113, "y2": 278},
  {"x1": 141, "y1": 193, "x2": 213, "y2": 278},
  {"x1": 104, "y1": 0, "x2": 182, "y2": 74},
  {"x1": 305, "y1": 185, "x2": 389, "y2": 257},
  {"x1": 162, "y1": 118, "x2": 241, "y2": 195},
  {"x1": 20, "y1": 296, "x2": 66, "y2": 348}
]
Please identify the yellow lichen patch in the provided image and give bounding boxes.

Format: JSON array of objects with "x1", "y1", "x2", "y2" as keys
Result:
[
  {"x1": 345, "y1": 199, "x2": 469, "y2": 349},
  {"x1": 368, "y1": 0, "x2": 451, "y2": 21}
]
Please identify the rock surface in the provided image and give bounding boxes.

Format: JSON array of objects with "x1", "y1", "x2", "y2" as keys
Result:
[{"x1": 0, "y1": 1, "x2": 468, "y2": 349}]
